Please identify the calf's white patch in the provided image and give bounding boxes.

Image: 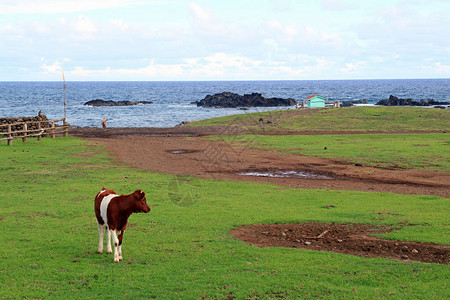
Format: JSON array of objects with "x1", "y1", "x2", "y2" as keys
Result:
[{"x1": 100, "y1": 194, "x2": 117, "y2": 226}]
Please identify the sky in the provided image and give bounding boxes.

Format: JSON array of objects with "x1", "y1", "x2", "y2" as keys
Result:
[{"x1": 1, "y1": 0, "x2": 449, "y2": 81}]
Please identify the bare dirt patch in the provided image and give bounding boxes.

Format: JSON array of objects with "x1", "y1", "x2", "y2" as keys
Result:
[
  {"x1": 230, "y1": 222, "x2": 450, "y2": 264},
  {"x1": 72, "y1": 127, "x2": 450, "y2": 198}
]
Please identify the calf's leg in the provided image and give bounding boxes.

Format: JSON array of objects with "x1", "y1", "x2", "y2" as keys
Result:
[
  {"x1": 97, "y1": 224, "x2": 106, "y2": 254},
  {"x1": 111, "y1": 230, "x2": 121, "y2": 263},
  {"x1": 106, "y1": 229, "x2": 112, "y2": 254},
  {"x1": 118, "y1": 230, "x2": 125, "y2": 261}
]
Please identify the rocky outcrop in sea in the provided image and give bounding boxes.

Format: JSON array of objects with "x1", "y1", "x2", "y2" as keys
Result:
[
  {"x1": 376, "y1": 95, "x2": 449, "y2": 106},
  {"x1": 341, "y1": 99, "x2": 369, "y2": 107},
  {"x1": 197, "y1": 92, "x2": 296, "y2": 108},
  {"x1": 84, "y1": 99, "x2": 153, "y2": 106}
]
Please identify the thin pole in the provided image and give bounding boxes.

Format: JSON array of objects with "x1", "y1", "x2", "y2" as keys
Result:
[{"x1": 63, "y1": 71, "x2": 66, "y2": 122}]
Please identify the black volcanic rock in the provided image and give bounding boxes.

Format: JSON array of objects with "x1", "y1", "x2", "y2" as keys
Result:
[
  {"x1": 341, "y1": 99, "x2": 369, "y2": 107},
  {"x1": 376, "y1": 95, "x2": 449, "y2": 106},
  {"x1": 84, "y1": 99, "x2": 153, "y2": 106},
  {"x1": 197, "y1": 92, "x2": 296, "y2": 108}
]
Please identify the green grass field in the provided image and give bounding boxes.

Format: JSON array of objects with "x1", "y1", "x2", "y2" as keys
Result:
[
  {"x1": 190, "y1": 106, "x2": 450, "y2": 132},
  {"x1": 1, "y1": 137, "x2": 449, "y2": 299},
  {"x1": 210, "y1": 133, "x2": 450, "y2": 171}
]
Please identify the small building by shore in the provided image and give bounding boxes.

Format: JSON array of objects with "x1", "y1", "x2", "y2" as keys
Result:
[{"x1": 304, "y1": 94, "x2": 327, "y2": 108}]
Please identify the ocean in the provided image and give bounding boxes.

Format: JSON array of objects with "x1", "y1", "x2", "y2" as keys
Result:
[{"x1": 0, "y1": 79, "x2": 449, "y2": 127}]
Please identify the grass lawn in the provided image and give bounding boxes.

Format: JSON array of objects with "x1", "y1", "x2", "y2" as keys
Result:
[
  {"x1": 210, "y1": 133, "x2": 450, "y2": 171},
  {"x1": 1, "y1": 138, "x2": 449, "y2": 299},
  {"x1": 189, "y1": 106, "x2": 450, "y2": 132}
]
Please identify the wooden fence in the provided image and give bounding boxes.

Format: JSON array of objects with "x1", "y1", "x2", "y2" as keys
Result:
[{"x1": 0, "y1": 118, "x2": 69, "y2": 146}]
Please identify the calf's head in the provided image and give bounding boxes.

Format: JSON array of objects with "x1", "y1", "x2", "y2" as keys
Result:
[{"x1": 133, "y1": 190, "x2": 151, "y2": 213}]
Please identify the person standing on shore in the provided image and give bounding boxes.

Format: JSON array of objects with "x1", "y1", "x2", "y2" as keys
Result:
[{"x1": 101, "y1": 117, "x2": 107, "y2": 128}]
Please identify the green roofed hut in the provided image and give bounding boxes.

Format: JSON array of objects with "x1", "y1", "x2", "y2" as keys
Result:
[{"x1": 304, "y1": 94, "x2": 327, "y2": 108}]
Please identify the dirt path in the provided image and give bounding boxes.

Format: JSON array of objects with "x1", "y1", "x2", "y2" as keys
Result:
[{"x1": 79, "y1": 131, "x2": 449, "y2": 198}]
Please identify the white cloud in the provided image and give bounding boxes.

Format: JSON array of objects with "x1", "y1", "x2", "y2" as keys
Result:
[
  {"x1": 265, "y1": 20, "x2": 299, "y2": 40},
  {"x1": 434, "y1": 62, "x2": 450, "y2": 73},
  {"x1": 269, "y1": 0, "x2": 295, "y2": 11},
  {"x1": 374, "y1": 56, "x2": 385, "y2": 63},
  {"x1": 204, "y1": 53, "x2": 261, "y2": 68},
  {"x1": 262, "y1": 20, "x2": 343, "y2": 51},
  {"x1": 268, "y1": 63, "x2": 304, "y2": 77},
  {"x1": 340, "y1": 61, "x2": 367, "y2": 72},
  {"x1": 187, "y1": 1, "x2": 245, "y2": 41},
  {"x1": 73, "y1": 15, "x2": 97, "y2": 35},
  {"x1": 0, "y1": 0, "x2": 139, "y2": 14},
  {"x1": 1, "y1": 0, "x2": 450, "y2": 80},
  {"x1": 315, "y1": 58, "x2": 335, "y2": 69},
  {"x1": 188, "y1": 2, "x2": 213, "y2": 23},
  {"x1": 110, "y1": 19, "x2": 129, "y2": 31},
  {"x1": 71, "y1": 66, "x2": 111, "y2": 77},
  {"x1": 63, "y1": 52, "x2": 345, "y2": 80},
  {"x1": 69, "y1": 53, "x2": 263, "y2": 79},
  {"x1": 321, "y1": 0, "x2": 358, "y2": 10},
  {"x1": 71, "y1": 61, "x2": 183, "y2": 78},
  {"x1": 356, "y1": 1, "x2": 450, "y2": 56},
  {"x1": 41, "y1": 60, "x2": 63, "y2": 74}
]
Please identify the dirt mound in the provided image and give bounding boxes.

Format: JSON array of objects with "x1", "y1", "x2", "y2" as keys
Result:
[{"x1": 230, "y1": 222, "x2": 450, "y2": 264}]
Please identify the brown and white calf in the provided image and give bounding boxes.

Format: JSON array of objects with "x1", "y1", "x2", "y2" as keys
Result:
[{"x1": 94, "y1": 188, "x2": 150, "y2": 263}]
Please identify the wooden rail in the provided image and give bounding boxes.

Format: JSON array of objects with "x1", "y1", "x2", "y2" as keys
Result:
[{"x1": 0, "y1": 118, "x2": 68, "y2": 146}]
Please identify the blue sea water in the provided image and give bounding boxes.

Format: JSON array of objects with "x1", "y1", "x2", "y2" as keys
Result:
[{"x1": 0, "y1": 79, "x2": 449, "y2": 127}]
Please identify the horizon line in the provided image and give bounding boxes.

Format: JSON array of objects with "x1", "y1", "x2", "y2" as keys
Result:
[{"x1": 1, "y1": 77, "x2": 449, "y2": 83}]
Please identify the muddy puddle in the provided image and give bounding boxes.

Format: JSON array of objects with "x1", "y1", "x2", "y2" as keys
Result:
[
  {"x1": 238, "y1": 169, "x2": 333, "y2": 180},
  {"x1": 167, "y1": 149, "x2": 202, "y2": 154}
]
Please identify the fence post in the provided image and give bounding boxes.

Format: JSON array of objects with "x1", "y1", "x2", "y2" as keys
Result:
[
  {"x1": 63, "y1": 120, "x2": 68, "y2": 137},
  {"x1": 51, "y1": 121, "x2": 55, "y2": 139},
  {"x1": 7, "y1": 124, "x2": 12, "y2": 146},
  {"x1": 37, "y1": 122, "x2": 42, "y2": 141},
  {"x1": 22, "y1": 123, "x2": 28, "y2": 143}
]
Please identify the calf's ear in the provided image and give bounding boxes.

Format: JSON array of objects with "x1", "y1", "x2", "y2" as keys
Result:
[{"x1": 134, "y1": 189, "x2": 145, "y2": 199}]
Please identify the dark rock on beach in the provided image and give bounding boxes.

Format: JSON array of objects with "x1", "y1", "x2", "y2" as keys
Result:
[
  {"x1": 84, "y1": 99, "x2": 153, "y2": 106},
  {"x1": 197, "y1": 92, "x2": 296, "y2": 108},
  {"x1": 341, "y1": 99, "x2": 369, "y2": 107},
  {"x1": 376, "y1": 95, "x2": 449, "y2": 106}
]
